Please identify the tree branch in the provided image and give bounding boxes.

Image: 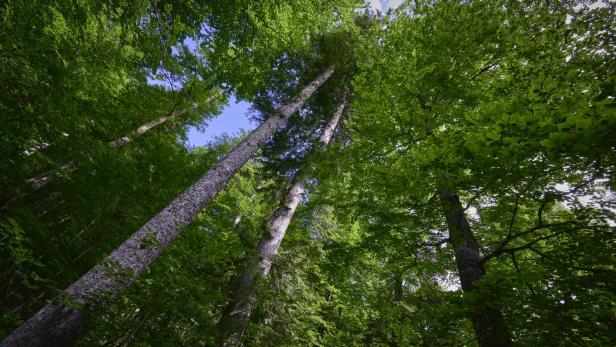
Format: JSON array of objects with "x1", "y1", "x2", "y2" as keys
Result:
[{"x1": 482, "y1": 220, "x2": 588, "y2": 263}]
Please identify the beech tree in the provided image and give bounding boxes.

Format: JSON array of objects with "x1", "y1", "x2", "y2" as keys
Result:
[
  {"x1": 331, "y1": 1, "x2": 614, "y2": 345},
  {"x1": 438, "y1": 191, "x2": 512, "y2": 346}
]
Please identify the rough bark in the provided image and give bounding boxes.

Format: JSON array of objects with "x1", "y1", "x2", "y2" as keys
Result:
[
  {"x1": 27, "y1": 94, "x2": 220, "y2": 189},
  {"x1": 219, "y1": 99, "x2": 346, "y2": 346},
  {"x1": 439, "y1": 191, "x2": 513, "y2": 347},
  {"x1": 1, "y1": 68, "x2": 333, "y2": 347}
]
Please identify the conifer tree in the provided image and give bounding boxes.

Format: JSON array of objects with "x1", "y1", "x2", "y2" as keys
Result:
[
  {"x1": 0, "y1": 68, "x2": 333, "y2": 346},
  {"x1": 219, "y1": 97, "x2": 347, "y2": 346},
  {"x1": 27, "y1": 94, "x2": 222, "y2": 190}
]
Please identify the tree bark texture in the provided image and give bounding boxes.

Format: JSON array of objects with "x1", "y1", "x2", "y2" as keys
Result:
[
  {"x1": 1, "y1": 68, "x2": 334, "y2": 347},
  {"x1": 439, "y1": 191, "x2": 513, "y2": 347},
  {"x1": 27, "y1": 94, "x2": 220, "y2": 190},
  {"x1": 219, "y1": 99, "x2": 346, "y2": 346}
]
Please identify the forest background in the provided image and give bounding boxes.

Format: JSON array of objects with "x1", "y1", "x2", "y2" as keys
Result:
[{"x1": 0, "y1": 0, "x2": 614, "y2": 346}]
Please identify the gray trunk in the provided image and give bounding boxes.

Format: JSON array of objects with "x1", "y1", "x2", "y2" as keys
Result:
[
  {"x1": 1, "y1": 68, "x2": 333, "y2": 347},
  {"x1": 27, "y1": 94, "x2": 220, "y2": 189},
  {"x1": 219, "y1": 99, "x2": 346, "y2": 346},
  {"x1": 28, "y1": 162, "x2": 79, "y2": 189},
  {"x1": 439, "y1": 191, "x2": 512, "y2": 347}
]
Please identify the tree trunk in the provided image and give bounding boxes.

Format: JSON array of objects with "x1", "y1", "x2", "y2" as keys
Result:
[
  {"x1": 27, "y1": 94, "x2": 220, "y2": 189},
  {"x1": 1, "y1": 68, "x2": 334, "y2": 347},
  {"x1": 219, "y1": 99, "x2": 347, "y2": 346},
  {"x1": 439, "y1": 191, "x2": 513, "y2": 347}
]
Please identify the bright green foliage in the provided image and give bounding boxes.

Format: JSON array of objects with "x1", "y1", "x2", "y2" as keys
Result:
[
  {"x1": 203, "y1": 0, "x2": 361, "y2": 98},
  {"x1": 0, "y1": 0, "x2": 223, "y2": 337},
  {"x1": 1, "y1": 0, "x2": 615, "y2": 345},
  {"x1": 80, "y1": 138, "x2": 278, "y2": 346},
  {"x1": 327, "y1": 0, "x2": 615, "y2": 345}
]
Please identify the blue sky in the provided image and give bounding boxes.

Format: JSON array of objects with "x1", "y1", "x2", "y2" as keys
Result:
[
  {"x1": 147, "y1": 35, "x2": 257, "y2": 147},
  {"x1": 186, "y1": 95, "x2": 255, "y2": 147},
  {"x1": 146, "y1": 77, "x2": 256, "y2": 147},
  {"x1": 154, "y1": 0, "x2": 405, "y2": 147}
]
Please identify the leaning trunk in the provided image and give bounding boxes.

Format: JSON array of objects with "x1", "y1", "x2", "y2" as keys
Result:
[
  {"x1": 27, "y1": 94, "x2": 220, "y2": 189},
  {"x1": 1, "y1": 68, "x2": 334, "y2": 347},
  {"x1": 439, "y1": 191, "x2": 512, "y2": 347},
  {"x1": 219, "y1": 99, "x2": 346, "y2": 346}
]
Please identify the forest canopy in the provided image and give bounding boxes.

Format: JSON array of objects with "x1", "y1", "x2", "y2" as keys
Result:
[{"x1": 0, "y1": 0, "x2": 614, "y2": 346}]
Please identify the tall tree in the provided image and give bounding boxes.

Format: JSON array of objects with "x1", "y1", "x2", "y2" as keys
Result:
[
  {"x1": 327, "y1": 1, "x2": 614, "y2": 345},
  {"x1": 0, "y1": 0, "x2": 225, "y2": 337},
  {"x1": 219, "y1": 97, "x2": 347, "y2": 346},
  {"x1": 439, "y1": 190, "x2": 512, "y2": 346},
  {"x1": 26, "y1": 93, "x2": 222, "y2": 190},
  {"x1": 0, "y1": 68, "x2": 333, "y2": 346},
  {"x1": 2, "y1": 0, "x2": 614, "y2": 345},
  {"x1": 78, "y1": 137, "x2": 278, "y2": 346}
]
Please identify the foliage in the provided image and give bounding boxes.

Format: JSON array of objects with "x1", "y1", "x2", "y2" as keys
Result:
[{"x1": 1, "y1": 0, "x2": 614, "y2": 345}]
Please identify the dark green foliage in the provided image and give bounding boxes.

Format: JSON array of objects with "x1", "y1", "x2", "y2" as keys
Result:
[
  {"x1": 81, "y1": 143, "x2": 277, "y2": 346},
  {"x1": 0, "y1": 0, "x2": 223, "y2": 337},
  {"x1": 1, "y1": 0, "x2": 614, "y2": 345}
]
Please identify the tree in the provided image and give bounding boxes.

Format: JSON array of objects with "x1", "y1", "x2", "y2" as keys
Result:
[
  {"x1": 0, "y1": 68, "x2": 333, "y2": 346},
  {"x1": 439, "y1": 191, "x2": 512, "y2": 346},
  {"x1": 324, "y1": 0, "x2": 614, "y2": 345},
  {"x1": 26, "y1": 93, "x2": 222, "y2": 190},
  {"x1": 2, "y1": 0, "x2": 360, "y2": 341},
  {"x1": 219, "y1": 97, "x2": 347, "y2": 346},
  {"x1": 1, "y1": 0, "x2": 224, "y2": 338},
  {"x1": 79, "y1": 136, "x2": 278, "y2": 346},
  {"x1": 1, "y1": 0, "x2": 614, "y2": 345}
]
